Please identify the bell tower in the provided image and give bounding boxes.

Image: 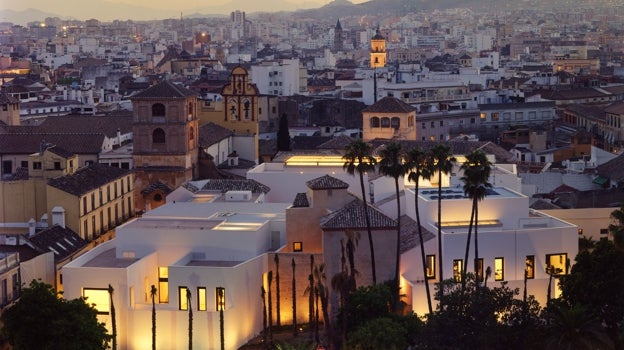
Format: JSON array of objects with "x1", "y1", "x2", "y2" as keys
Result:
[
  {"x1": 370, "y1": 27, "x2": 386, "y2": 68},
  {"x1": 131, "y1": 80, "x2": 199, "y2": 211}
]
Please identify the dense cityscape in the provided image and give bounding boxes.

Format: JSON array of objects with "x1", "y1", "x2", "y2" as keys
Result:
[{"x1": 0, "y1": 0, "x2": 624, "y2": 349}]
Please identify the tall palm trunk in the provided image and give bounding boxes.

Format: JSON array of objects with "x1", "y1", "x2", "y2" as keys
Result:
[
  {"x1": 261, "y1": 286, "x2": 268, "y2": 350},
  {"x1": 274, "y1": 254, "x2": 281, "y2": 327},
  {"x1": 267, "y1": 271, "x2": 273, "y2": 345},
  {"x1": 414, "y1": 178, "x2": 433, "y2": 314},
  {"x1": 359, "y1": 171, "x2": 376, "y2": 285},
  {"x1": 108, "y1": 284, "x2": 116, "y2": 350},
  {"x1": 187, "y1": 288, "x2": 193, "y2": 350},
  {"x1": 474, "y1": 197, "x2": 480, "y2": 284},
  {"x1": 437, "y1": 170, "x2": 444, "y2": 306},
  {"x1": 462, "y1": 200, "x2": 476, "y2": 278},
  {"x1": 292, "y1": 258, "x2": 297, "y2": 337},
  {"x1": 393, "y1": 176, "x2": 402, "y2": 309},
  {"x1": 150, "y1": 285, "x2": 157, "y2": 350}
]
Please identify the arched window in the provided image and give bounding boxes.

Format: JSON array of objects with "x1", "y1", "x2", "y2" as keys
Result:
[
  {"x1": 370, "y1": 117, "x2": 380, "y2": 128},
  {"x1": 189, "y1": 126, "x2": 194, "y2": 141},
  {"x1": 152, "y1": 103, "x2": 165, "y2": 117},
  {"x1": 381, "y1": 117, "x2": 390, "y2": 128},
  {"x1": 188, "y1": 102, "x2": 193, "y2": 116},
  {"x1": 391, "y1": 117, "x2": 400, "y2": 129},
  {"x1": 152, "y1": 128, "x2": 166, "y2": 143}
]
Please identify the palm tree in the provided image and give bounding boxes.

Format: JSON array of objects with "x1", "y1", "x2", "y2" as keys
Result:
[
  {"x1": 267, "y1": 271, "x2": 274, "y2": 345},
  {"x1": 608, "y1": 202, "x2": 624, "y2": 251},
  {"x1": 108, "y1": 284, "x2": 117, "y2": 350},
  {"x1": 405, "y1": 146, "x2": 434, "y2": 314},
  {"x1": 291, "y1": 258, "x2": 297, "y2": 337},
  {"x1": 314, "y1": 264, "x2": 331, "y2": 345},
  {"x1": 378, "y1": 141, "x2": 407, "y2": 307},
  {"x1": 261, "y1": 286, "x2": 268, "y2": 349},
  {"x1": 460, "y1": 150, "x2": 492, "y2": 281},
  {"x1": 343, "y1": 139, "x2": 378, "y2": 284},
  {"x1": 186, "y1": 288, "x2": 193, "y2": 350},
  {"x1": 150, "y1": 285, "x2": 157, "y2": 350},
  {"x1": 429, "y1": 143, "x2": 456, "y2": 306},
  {"x1": 274, "y1": 254, "x2": 281, "y2": 327}
]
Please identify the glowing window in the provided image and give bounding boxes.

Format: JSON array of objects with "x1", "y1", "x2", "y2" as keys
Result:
[
  {"x1": 475, "y1": 258, "x2": 484, "y2": 282},
  {"x1": 197, "y1": 287, "x2": 207, "y2": 311},
  {"x1": 525, "y1": 255, "x2": 535, "y2": 279},
  {"x1": 425, "y1": 255, "x2": 435, "y2": 279},
  {"x1": 179, "y1": 286, "x2": 189, "y2": 310},
  {"x1": 158, "y1": 267, "x2": 169, "y2": 303},
  {"x1": 83, "y1": 288, "x2": 109, "y2": 314},
  {"x1": 494, "y1": 257, "x2": 504, "y2": 281},
  {"x1": 453, "y1": 259, "x2": 463, "y2": 282},
  {"x1": 546, "y1": 253, "x2": 567, "y2": 276},
  {"x1": 293, "y1": 242, "x2": 303, "y2": 252}
]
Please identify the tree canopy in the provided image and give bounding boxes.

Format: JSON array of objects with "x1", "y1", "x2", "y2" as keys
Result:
[{"x1": 1, "y1": 280, "x2": 111, "y2": 350}]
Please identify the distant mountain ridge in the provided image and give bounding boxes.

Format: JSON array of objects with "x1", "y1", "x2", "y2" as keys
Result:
[{"x1": 0, "y1": 0, "x2": 616, "y2": 25}]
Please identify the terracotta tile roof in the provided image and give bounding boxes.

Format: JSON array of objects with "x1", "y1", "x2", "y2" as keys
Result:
[
  {"x1": 317, "y1": 135, "x2": 354, "y2": 149},
  {"x1": 306, "y1": 175, "x2": 349, "y2": 190},
  {"x1": 564, "y1": 104, "x2": 606, "y2": 121},
  {"x1": 48, "y1": 164, "x2": 131, "y2": 196},
  {"x1": 538, "y1": 87, "x2": 610, "y2": 100},
  {"x1": 604, "y1": 101, "x2": 624, "y2": 115},
  {"x1": 596, "y1": 153, "x2": 624, "y2": 182},
  {"x1": 198, "y1": 122, "x2": 233, "y2": 147},
  {"x1": 28, "y1": 224, "x2": 87, "y2": 263},
  {"x1": 200, "y1": 179, "x2": 270, "y2": 194},
  {"x1": 292, "y1": 136, "x2": 333, "y2": 150},
  {"x1": 46, "y1": 145, "x2": 75, "y2": 159},
  {"x1": 131, "y1": 80, "x2": 197, "y2": 99},
  {"x1": 141, "y1": 181, "x2": 173, "y2": 195},
  {"x1": 37, "y1": 115, "x2": 133, "y2": 137},
  {"x1": 320, "y1": 198, "x2": 397, "y2": 230},
  {"x1": 362, "y1": 96, "x2": 416, "y2": 114},
  {"x1": 292, "y1": 192, "x2": 309, "y2": 208},
  {"x1": 0, "y1": 91, "x2": 19, "y2": 104},
  {"x1": 399, "y1": 215, "x2": 435, "y2": 254},
  {"x1": 370, "y1": 140, "x2": 514, "y2": 163},
  {"x1": 0, "y1": 133, "x2": 105, "y2": 155}
]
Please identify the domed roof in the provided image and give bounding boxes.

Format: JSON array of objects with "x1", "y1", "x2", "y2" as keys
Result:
[{"x1": 372, "y1": 28, "x2": 385, "y2": 40}]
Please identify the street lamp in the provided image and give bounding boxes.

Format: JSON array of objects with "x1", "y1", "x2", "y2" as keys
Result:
[{"x1": 216, "y1": 287, "x2": 225, "y2": 350}]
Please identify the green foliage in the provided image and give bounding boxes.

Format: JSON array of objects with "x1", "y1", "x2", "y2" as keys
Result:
[
  {"x1": 346, "y1": 317, "x2": 408, "y2": 350},
  {"x1": 558, "y1": 238, "x2": 624, "y2": 346},
  {"x1": 1, "y1": 280, "x2": 111, "y2": 350},
  {"x1": 343, "y1": 284, "x2": 393, "y2": 331},
  {"x1": 542, "y1": 303, "x2": 613, "y2": 350},
  {"x1": 277, "y1": 113, "x2": 291, "y2": 151}
]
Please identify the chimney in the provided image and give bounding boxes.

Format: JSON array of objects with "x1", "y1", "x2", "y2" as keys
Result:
[
  {"x1": 51, "y1": 206, "x2": 66, "y2": 228},
  {"x1": 28, "y1": 218, "x2": 36, "y2": 237}
]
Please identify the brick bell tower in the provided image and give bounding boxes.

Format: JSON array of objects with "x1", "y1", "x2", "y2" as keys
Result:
[{"x1": 131, "y1": 80, "x2": 199, "y2": 212}]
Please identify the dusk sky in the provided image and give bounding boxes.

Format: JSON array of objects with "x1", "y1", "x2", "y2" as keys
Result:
[{"x1": 1, "y1": 0, "x2": 369, "y2": 22}]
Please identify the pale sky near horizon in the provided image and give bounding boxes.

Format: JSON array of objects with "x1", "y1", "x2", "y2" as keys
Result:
[
  {"x1": 1, "y1": 0, "x2": 370, "y2": 21},
  {"x1": 2, "y1": 0, "x2": 369, "y2": 11}
]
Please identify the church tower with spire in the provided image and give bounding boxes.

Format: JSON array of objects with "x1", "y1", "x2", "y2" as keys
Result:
[
  {"x1": 370, "y1": 27, "x2": 386, "y2": 68},
  {"x1": 334, "y1": 19, "x2": 344, "y2": 52}
]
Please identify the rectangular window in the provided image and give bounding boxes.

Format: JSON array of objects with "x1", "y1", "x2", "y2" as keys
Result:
[
  {"x1": 546, "y1": 253, "x2": 567, "y2": 276},
  {"x1": 491, "y1": 112, "x2": 499, "y2": 121},
  {"x1": 426, "y1": 255, "x2": 436, "y2": 279},
  {"x1": 129, "y1": 286, "x2": 135, "y2": 309},
  {"x1": 197, "y1": 287, "x2": 207, "y2": 311},
  {"x1": 179, "y1": 286, "x2": 188, "y2": 310},
  {"x1": 502, "y1": 112, "x2": 511, "y2": 121},
  {"x1": 293, "y1": 242, "x2": 302, "y2": 252},
  {"x1": 600, "y1": 228, "x2": 608, "y2": 235},
  {"x1": 430, "y1": 121, "x2": 435, "y2": 128},
  {"x1": 525, "y1": 255, "x2": 535, "y2": 279},
  {"x1": 422, "y1": 122, "x2": 426, "y2": 129},
  {"x1": 21, "y1": 161, "x2": 28, "y2": 168},
  {"x1": 83, "y1": 288, "x2": 110, "y2": 314},
  {"x1": 470, "y1": 117, "x2": 476, "y2": 124},
  {"x1": 54, "y1": 161, "x2": 61, "y2": 170},
  {"x1": 529, "y1": 111, "x2": 536, "y2": 120},
  {"x1": 215, "y1": 287, "x2": 225, "y2": 311},
  {"x1": 439, "y1": 120, "x2": 444, "y2": 126},
  {"x1": 515, "y1": 111, "x2": 524, "y2": 120},
  {"x1": 494, "y1": 257, "x2": 504, "y2": 281},
  {"x1": 480, "y1": 112, "x2": 486, "y2": 120},
  {"x1": 475, "y1": 258, "x2": 484, "y2": 282},
  {"x1": 33, "y1": 162, "x2": 42, "y2": 170},
  {"x1": 453, "y1": 259, "x2": 463, "y2": 282},
  {"x1": 158, "y1": 267, "x2": 169, "y2": 303}
]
